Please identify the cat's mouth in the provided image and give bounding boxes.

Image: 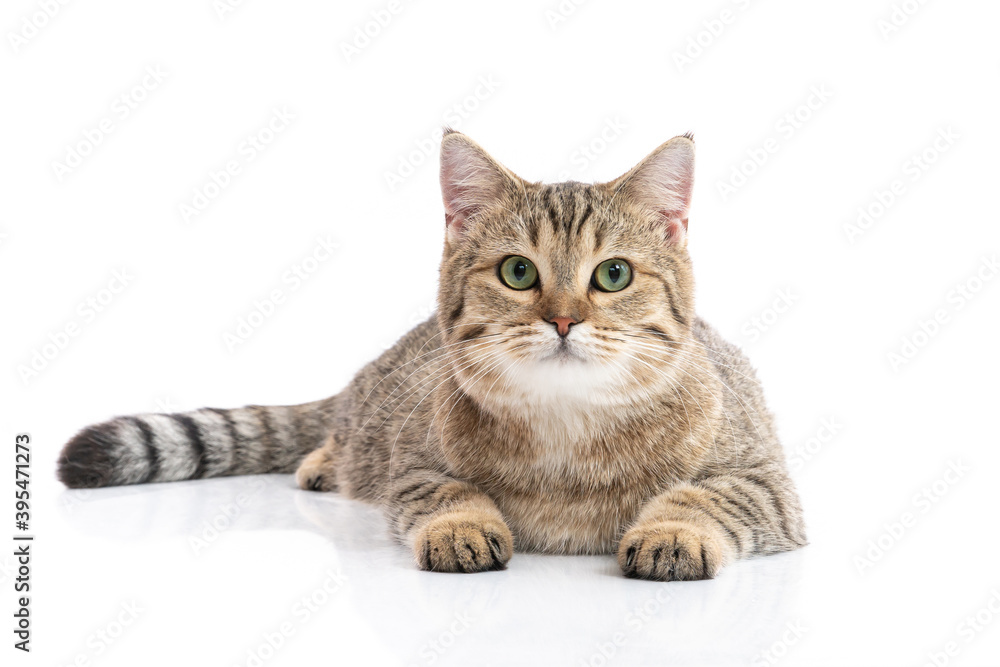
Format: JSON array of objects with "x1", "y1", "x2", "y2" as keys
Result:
[{"x1": 542, "y1": 337, "x2": 585, "y2": 362}]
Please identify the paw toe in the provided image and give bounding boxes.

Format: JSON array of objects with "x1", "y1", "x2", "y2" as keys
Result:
[
  {"x1": 415, "y1": 511, "x2": 512, "y2": 573},
  {"x1": 618, "y1": 521, "x2": 722, "y2": 581},
  {"x1": 295, "y1": 448, "x2": 337, "y2": 492}
]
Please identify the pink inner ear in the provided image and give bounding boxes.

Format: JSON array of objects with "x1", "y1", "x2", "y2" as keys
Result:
[
  {"x1": 626, "y1": 139, "x2": 694, "y2": 243},
  {"x1": 444, "y1": 211, "x2": 464, "y2": 233},
  {"x1": 661, "y1": 217, "x2": 687, "y2": 244},
  {"x1": 663, "y1": 217, "x2": 688, "y2": 243},
  {"x1": 439, "y1": 138, "x2": 503, "y2": 236},
  {"x1": 440, "y1": 160, "x2": 472, "y2": 231},
  {"x1": 440, "y1": 172, "x2": 462, "y2": 228}
]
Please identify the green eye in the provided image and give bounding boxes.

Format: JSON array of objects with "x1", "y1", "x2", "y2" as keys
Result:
[
  {"x1": 499, "y1": 256, "x2": 538, "y2": 290},
  {"x1": 592, "y1": 259, "x2": 632, "y2": 292}
]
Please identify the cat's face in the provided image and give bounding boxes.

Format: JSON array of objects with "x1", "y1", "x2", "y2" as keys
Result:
[{"x1": 436, "y1": 131, "x2": 697, "y2": 413}]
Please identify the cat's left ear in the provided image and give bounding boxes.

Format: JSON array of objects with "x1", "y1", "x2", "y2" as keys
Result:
[
  {"x1": 439, "y1": 129, "x2": 519, "y2": 243},
  {"x1": 610, "y1": 134, "x2": 695, "y2": 244}
]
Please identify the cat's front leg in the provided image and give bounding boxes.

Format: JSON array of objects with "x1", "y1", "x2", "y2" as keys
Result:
[
  {"x1": 387, "y1": 469, "x2": 513, "y2": 573},
  {"x1": 618, "y1": 470, "x2": 807, "y2": 581}
]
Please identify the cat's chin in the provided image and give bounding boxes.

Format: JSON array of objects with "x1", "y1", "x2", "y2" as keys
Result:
[{"x1": 490, "y1": 352, "x2": 634, "y2": 408}]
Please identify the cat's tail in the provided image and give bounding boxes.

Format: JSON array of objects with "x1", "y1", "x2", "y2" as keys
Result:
[{"x1": 57, "y1": 397, "x2": 339, "y2": 489}]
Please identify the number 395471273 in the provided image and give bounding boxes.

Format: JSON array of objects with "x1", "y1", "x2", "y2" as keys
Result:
[{"x1": 15, "y1": 434, "x2": 30, "y2": 532}]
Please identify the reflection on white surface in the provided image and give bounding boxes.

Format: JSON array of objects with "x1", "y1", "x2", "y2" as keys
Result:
[{"x1": 52, "y1": 475, "x2": 809, "y2": 666}]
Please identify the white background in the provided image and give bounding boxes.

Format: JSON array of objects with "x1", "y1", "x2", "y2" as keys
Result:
[{"x1": 3, "y1": 0, "x2": 999, "y2": 665}]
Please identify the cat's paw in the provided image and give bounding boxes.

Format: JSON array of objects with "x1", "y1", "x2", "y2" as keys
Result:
[
  {"x1": 617, "y1": 520, "x2": 724, "y2": 581},
  {"x1": 414, "y1": 510, "x2": 513, "y2": 573},
  {"x1": 295, "y1": 447, "x2": 338, "y2": 492}
]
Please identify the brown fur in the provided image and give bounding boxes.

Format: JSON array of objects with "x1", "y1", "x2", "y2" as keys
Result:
[{"x1": 59, "y1": 131, "x2": 806, "y2": 580}]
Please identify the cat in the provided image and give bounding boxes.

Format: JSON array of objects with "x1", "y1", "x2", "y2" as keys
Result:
[{"x1": 58, "y1": 129, "x2": 806, "y2": 581}]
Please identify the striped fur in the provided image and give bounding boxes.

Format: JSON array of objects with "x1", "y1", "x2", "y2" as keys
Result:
[
  {"x1": 58, "y1": 400, "x2": 338, "y2": 488},
  {"x1": 59, "y1": 131, "x2": 806, "y2": 580}
]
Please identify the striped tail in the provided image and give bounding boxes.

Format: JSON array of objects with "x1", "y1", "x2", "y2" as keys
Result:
[{"x1": 57, "y1": 398, "x2": 338, "y2": 489}]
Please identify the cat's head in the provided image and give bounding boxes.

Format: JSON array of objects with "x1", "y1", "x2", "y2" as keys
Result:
[{"x1": 436, "y1": 130, "x2": 697, "y2": 411}]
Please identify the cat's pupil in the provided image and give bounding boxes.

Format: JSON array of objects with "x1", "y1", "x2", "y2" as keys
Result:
[
  {"x1": 514, "y1": 262, "x2": 526, "y2": 280},
  {"x1": 608, "y1": 264, "x2": 621, "y2": 283}
]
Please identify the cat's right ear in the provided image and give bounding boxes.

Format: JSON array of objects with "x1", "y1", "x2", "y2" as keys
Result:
[{"x1": 439, "y1": 129, "x2": 515, "y2": 243}]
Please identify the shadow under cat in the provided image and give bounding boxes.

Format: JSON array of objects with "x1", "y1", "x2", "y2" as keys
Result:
[{"x1": 59, "y1": 477, "x2": 807, "y2": 666}]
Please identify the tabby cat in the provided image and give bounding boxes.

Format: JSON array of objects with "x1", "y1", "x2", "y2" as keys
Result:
[{"x1": 58, "y1": 130, "x2": 806, "y2": 580}]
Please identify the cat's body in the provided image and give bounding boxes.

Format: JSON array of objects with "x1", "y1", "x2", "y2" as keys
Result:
[{"x1": 59, "y1": 132, "x2": 806, "y2": 580}]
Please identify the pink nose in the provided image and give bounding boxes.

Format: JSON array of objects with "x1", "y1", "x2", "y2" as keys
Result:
[{"x1": 548, "y1": 316, "x2": 577, "y2": 337}]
